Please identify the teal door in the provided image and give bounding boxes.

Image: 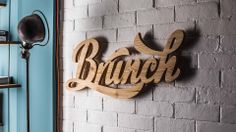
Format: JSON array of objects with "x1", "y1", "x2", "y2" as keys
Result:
[{"x1": 0, "y1": 0, "x2": 56, "y2": 132}]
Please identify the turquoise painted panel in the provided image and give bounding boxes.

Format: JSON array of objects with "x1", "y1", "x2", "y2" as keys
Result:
[
  {"x1": 0, "y1": 0, "x2": 55, "y2": 132},
  {"x1": 16, "y1": 0, "x2": 56, "y2": 132}
]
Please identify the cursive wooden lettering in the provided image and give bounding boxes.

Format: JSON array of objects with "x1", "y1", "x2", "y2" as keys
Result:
[{"x1": 66, "y1": 30, "x2": 184, "y2": 99}]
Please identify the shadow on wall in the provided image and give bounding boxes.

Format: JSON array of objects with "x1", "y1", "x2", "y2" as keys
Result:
[
  {"x1": 136, "y1": 28, "x2": 200, "y2": 98},
  {"x1": 92, "y1": 28, "x2": 200, "y2": 98},
  {"x1": 177, "y1": 28, "x2": 200, "y2": 82}
]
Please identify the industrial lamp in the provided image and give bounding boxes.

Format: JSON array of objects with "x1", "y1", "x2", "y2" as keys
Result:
[{"x1": 17, "y1": 10, "x2": 49, "y2": 132}]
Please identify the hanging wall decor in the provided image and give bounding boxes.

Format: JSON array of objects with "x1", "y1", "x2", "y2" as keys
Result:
[{"x1": 66, "y1": 30, "x2": 184, "y2": 99}]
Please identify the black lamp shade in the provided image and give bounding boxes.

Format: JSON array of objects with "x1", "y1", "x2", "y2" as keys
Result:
[{"x1": 18, "y1": 14, "x2": 45, "y2": 44}]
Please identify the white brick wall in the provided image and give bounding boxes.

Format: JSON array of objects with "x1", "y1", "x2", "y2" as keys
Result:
[{"x1": 61, "y1": 0, "x2": 236, "y2": 131}]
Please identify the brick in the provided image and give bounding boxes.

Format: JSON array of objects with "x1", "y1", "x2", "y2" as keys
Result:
[
  {"x1": 104, "y1": 13, "x2": 135, "y2": 28},
  {"x1": 74, "y1": 0, "x2": 101, "y2": 6},
  {"x1": 222, "y1": 71, "x2": 236, "y2": 87},
  {"x1": 75, "y1": 17, "x2": 102, "y2": 31},
  {"x1": 63, "y1": 120, "x2": 73, "y2": 132},
  {"x1": 63, "y1": 20, "x2": 74, "y2": 32},
  {"x1": 119, "y1": 0, "x2": 153, "y2": 12},
  {"x1": 64, "y1": 6, "x2": 87, "y2": 20},
  {"x1": 103, "y1": 98, "x2": 135, "y2": 113},
  {"x1": 118, "y1": 114, "x2": 153, "y2": 130},
  {"x1": 221, "y1": 35, "x2": 236, "y2": 53},
  {"x1": 197, "y1": 87, "x2": 236, "y2": 105},
  {"x1": 63, "y1": 108, "x2": 87, "y2": 122},
  {"x1": 197, "y1": 121, "x2": 236, "y2": 132},
  {"x1": 221, "y1": 0, "x2": 236, "y2": 17},
  {"x1": 154, "y1": 22, "x2": 195, "y2": 39},
  {"x1": 63, "y1": 32, "x2": 86, "y2": 47},
  {"x1": 137, "y1": 8, "x2": 174, "y2": 25},
  {"x1": 197, "y1": 19, "x2": 220, "y2": 35},
  {"x1": 74, "y1": 122, "x2": 101, "y2": 132},
  {"x1": 89, "y1": 1, "x2": 118, "y2": 17},
  {"x1": 184, "y1": 36, "x2": 219, "y2": 54},
  {"x1": 88, "y1": 111, "x2": 117, "y2": 126},
  {"x1": 155, "y1": 0, "x2": 196, "y2": 7},
  {"x1": 221, "y1": 105, "x2": 236, "y2": 124},
  {"x1": 75, "y1": 96, "x2": 102, "y2": 110},
  {"x1": 136, "y1": 130, "x2": 153, "y2": 132},
  {"x1": 155, "y1": 117, "x2": 195, "y2": 132},
  {"x1": 87, "y1": 29, "x2": 117, "y2": 42},
  {"x1": 198, "y1": 54, "x2": 217, "y2": 69},
  {"x1": 197, "y1": 18, "x2": 236, "y2": 36},
  {"x1": 118, "y1": 26, "x2": 152, "y2": 42},
  {"x1": 175, "y1": 103, "x2": 219, "y2": 121},
  {"x1": 63, "y1": 96, "x2": 74, "y2": 108},
  {"x1": 153, "y1": 87, "x2": 195, "y2": 103},
  {"x1": 137, "y1": 101, "x2": 173, "y2": 117},
  {"x1": 199, "y1": 54, "x2": 236, "y2": 69},
  {"x1": 175, "y1": 70, "x2": 219, "y2": 88},
  {"x1": 175, "y1": 2, "x2": 219, "y2": 22},
  {"x1": 198, "y1": 0, "x2": 219, "y2": 2},
  {"x1": 103, "y1": 126, "x2": 135, "y2": 132}
]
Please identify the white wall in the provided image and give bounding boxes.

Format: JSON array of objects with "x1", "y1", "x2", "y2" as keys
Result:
[{"x1": 61, "y1": 0, "x2": 236, "y2": 132}]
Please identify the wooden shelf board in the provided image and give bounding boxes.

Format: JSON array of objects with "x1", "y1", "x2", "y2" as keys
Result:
[
  {"x1": 0, "y1": 41, "x2": 21, "y2": 45},
  {"x1": 0, "y1": 84, "x2": 21, "y2": 89}
]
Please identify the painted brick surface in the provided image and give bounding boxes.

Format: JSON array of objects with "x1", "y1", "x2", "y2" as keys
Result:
[
  {"x1": 153, "y1": 87, "x2": 195, "y2": 103},
  {"x1": 87, "y1": 29, "x2": 117, "y2": 42},
  {"x1": 62, "y1": 0, "x2": 236, "y2": 131},
  {"x1": 155, "y1": 0, "x2": 196, "y2": 7},
  {"x1": 119, "y1": 0, "x2": 153, "y2": 12},
  {"x1": 197, "y1": 121, "x2": 236, "y2": 132},
  {"x1": 118, "y1": 114, "x2": 153, "y2": 130},
  {"x1": 175, "y1": 103, "x2": 219, "y2": 122},
  {"x1": 153, "y1": 22, "x2": 195, "y2": 39},
  {"x1": 137, "y1": 101, "x2": 173, "y2": 117},
  {"x1": 75, "y1": 96, "x2": 102, "y2": 110},
  {"x1": 75, "y1": 17, "x2": 102, "y2": 31},
  {"x1": 104, "y1": 13, "x2": 135, "y2": 28},
  {"x1": 221, "y1": 105, "x2": 236, "y2": 124},
  {"x1": 155, "y1": 117, "x2": 195, "y2": 132},
  {"x1": 103, "y1": 126, "x2": 135, "y2": 132},
  {"x1": 89, "y1": 0, "x2": 118, "y2": 17},
  {"x1": 74, "y1": 122, "x2": 102, "y2": 132},
  {"x1": 221, "y1": 0, "x2": 236, "y2": 17},
  {"x1": 88, "y1": 111, "x2": 117, "y2": 126},
  {"x1": 197, "y1": 87, "x2": 236, "y2": 105},
  {"x1": 137, "y1": 8, "x2": 174, "y2": 25},
  {"x1": 103, "y1": 98, "x2": 135, "y2": 113},
  {"x1": 175, "y1": 2, "x2": 219, "y2": 22}
]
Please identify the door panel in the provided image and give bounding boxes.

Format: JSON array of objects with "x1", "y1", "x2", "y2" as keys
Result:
[{"x1": 0, "y1": 0, "x2": 56, "y2": 132}]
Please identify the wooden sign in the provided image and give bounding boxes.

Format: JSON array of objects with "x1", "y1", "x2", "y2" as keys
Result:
[{"x1": 66, "y1": 30, "x2": 184, "y2": 99}]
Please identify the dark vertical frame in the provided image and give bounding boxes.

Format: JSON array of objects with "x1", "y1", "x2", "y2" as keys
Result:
[{"x1": 55, "y1": 0, "x2": 61, "y2": 132}]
